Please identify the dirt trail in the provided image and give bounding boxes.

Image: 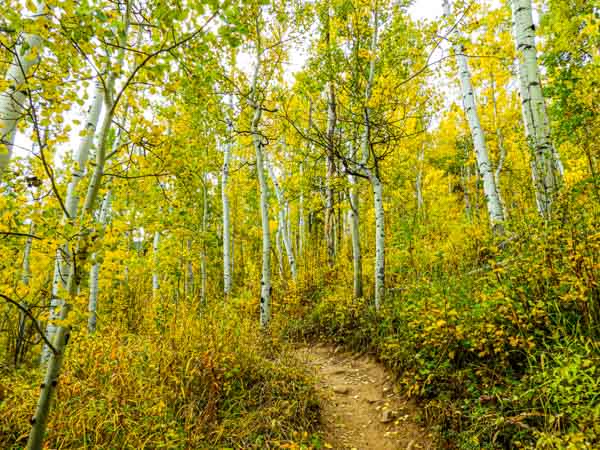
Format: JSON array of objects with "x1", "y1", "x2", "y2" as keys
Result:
[{"x1": 296, "y1": 344, "x2": 434, "y2": 450}]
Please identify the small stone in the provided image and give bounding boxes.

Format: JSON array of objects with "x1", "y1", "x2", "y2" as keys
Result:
[
  {"x1": 365, "y1": 396, "x2": 379, "y2": 403},
  {"x1": 380, "y1": 409, "x2": 397, "y2": 423},
  {"x1": 333, "y1": 385, "x2": 349, "y2": 394}
]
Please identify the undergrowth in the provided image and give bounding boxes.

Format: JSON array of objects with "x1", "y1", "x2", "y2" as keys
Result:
[
  {"x1": 0, "y1": 304, "x2": 321, "y2": 449},
  {"x1": 282, "y1": 188, "x2": 600, "y2": 449}
]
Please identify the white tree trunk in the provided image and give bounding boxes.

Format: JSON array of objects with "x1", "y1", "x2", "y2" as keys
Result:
[
  {"x1": 490, "y1": 72, "x2": 507, "y2": 217},
  {"x1": 249, "y1": 13, "x2": 271, "y2": 328},
  {"x1": 298, "y1": 161, "x2": 305, "y2": 257},
  {"x1": 266, "y1": 158, "x2": 297, "y2": 280},
  {"x1": 28, "y1": 5, "x2": 132, "y2": 447},
  {"x1": 511, "y1": 0, "x2": 563, "y2": 218},
  {"x1": 349, "y1": 173, "x2": 362, "y2": 298},
  {"x1": 371, "y1": 173, "x2": 385, "y2": 309},
  {"x1": 222, "y1": 117, "x2": 233, "y2": 296},
  {"x1": 41, "y1": 80, "x2": 104, "y2": 362},
  {"x1": 88, "y1": 190, "x2": 111, "y2": 333},
  {"x1": 254, "y1": 120, "x2": 271, "y2": 327},
  {"x1": 0, "y1": 2, "x2": 45, "y2": 180},
  {"x1": 361, "y1": 7, "x2": 385, "y2": 309},
  {"x1": 444, "y1": 0, "x2": 505, "y2": 231}
]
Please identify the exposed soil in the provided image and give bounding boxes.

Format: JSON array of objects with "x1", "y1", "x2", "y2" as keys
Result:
[{"x1": 295, "y1": 344, "x2": 435, "y2": 450}]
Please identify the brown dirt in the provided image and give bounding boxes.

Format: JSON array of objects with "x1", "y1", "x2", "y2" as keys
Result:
[{"x1": 295, "y1": 344, "x2": 435, "y2": 450}]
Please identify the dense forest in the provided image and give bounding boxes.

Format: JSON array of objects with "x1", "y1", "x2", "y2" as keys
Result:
[{"x1": 0, "y1": 0, "x2": 598, "y2": 448}]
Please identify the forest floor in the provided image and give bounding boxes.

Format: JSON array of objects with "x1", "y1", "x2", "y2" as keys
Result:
[{"x1": 295, "y1": 344, "x2": 435, "y2": 450}]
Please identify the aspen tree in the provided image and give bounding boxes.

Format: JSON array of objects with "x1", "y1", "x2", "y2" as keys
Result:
[
  {"x1": 87, "y1": 190, "x2": 111, "y2": 333},
  {"x1": 510, "y1": 0, "x2": 563, "y2": 218},
  {"x1": 267, "y1": 152, "x2": 297, "y2": 280},
  {"x1": 27, "y1": 4, "x2": 132, "y2": 446},
  {"x1": 222, "y1": 114, "x2": 233, "y2": 296},
  {"x1": 443, "y1": 0, "x2": 505, "y2": 232}
]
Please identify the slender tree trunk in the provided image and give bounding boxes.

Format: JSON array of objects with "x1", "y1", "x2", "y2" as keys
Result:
[
  {"x1": 444, "y1": 0, "x2": 505, "y2": 232},
  {"x1": 267, "y1": 157, "x2": 297, "y2": 280},
  {"x1": 0, "y1": 2, "x2": 45, "y2": 180},
  {"x1": 250, "y1": 12, "x2": 271, "y2": 328},
  {"x1": 361, "y1": 7, "x2": 385, "y2": 309},
  {"x1": 511, "y1": 0, "x2": 563, "y2": 218},
  {"x1": 255, "y1": 133, "x2": 271, "y2": 327},
  {"x1": 490, "y1": 72, "x2": 507, "y2": 217},
  {"x1": 222, "y1": 115, "x2": 233, "y2": 296},
  {"x1": 371, "y1": 174, "x2": 385, "y2": 309},
  {"x1": 349, "y1": 173, "x2": 362, "y2": 298},
  {"x1": 324, "y1": 5, "x2": 337, "y2": 267},
  {"x1": 41, "y1": 79, "x2": 105, "y2": 363},
  {"x1": 26, "y1": 0, "x2": 131, "y2": 430},
  {"x1": 87, "y1": 190, "x2": 111, "y2": 333},
  {"x1": 298, "y1": 162, "x2": 305, "y2": 257}
]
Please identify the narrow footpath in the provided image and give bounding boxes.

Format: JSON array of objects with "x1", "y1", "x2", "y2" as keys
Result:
[{"x1": 295, "y1": 344, "x2": 435, "y2": 450}]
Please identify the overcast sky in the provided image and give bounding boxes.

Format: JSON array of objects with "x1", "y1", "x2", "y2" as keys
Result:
[{"x1": 409, "y1": 0, "x2": 444, "y2": 21}]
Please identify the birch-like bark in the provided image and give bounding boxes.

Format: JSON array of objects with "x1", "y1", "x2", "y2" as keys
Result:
[
  {"x1": 349, "y1": 172, "x2": 362, "y2": 298},
  {"x1": 372, "y1": 175, "x2": 385, "y2": 309},
  {"x1": 490, "y1": 72, "x2": 507, "y2": 217},
  {"x1": 249, "y1": 13, "x2": 271, "y2": 328},
  {"x1": 87, "y1": 190, "x2": 111, "y2": 333},
  {"x1": 444, "y1": 0, "x2": 505, "y2": 232},
  {"x1": 27, "y1": 3, "x2": 131, "y2": 438},
  {"x1": 0, "y1": 2, "x2": 45, "y2": 180},
  {"x1": 511, "y1": 0, "x2": 563, "y2": 218},
  {"x1": 41, "y1": 79, "x2": 104, "y2": 363},
  {"x1": 222, "y1": 114, "x2": 233, "y2": 296},
  {"x1": 299, "y1": 161, "x2": 306, "y2": 257},
  {"x1": 267, "y1": 157, "x2": 297, "y2": 280},
  {"x1": 361, "y1": 7, "x2": 385, "y2": 309}
]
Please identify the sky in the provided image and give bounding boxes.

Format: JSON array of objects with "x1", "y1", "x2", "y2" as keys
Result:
[{"x1": 409, "y1": 0, "x2": 445, "y2": 22}]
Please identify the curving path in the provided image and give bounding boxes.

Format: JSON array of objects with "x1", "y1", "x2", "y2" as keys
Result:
[{"x1": 296, "y1": 344, "x2": 435, "y2": 450}]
